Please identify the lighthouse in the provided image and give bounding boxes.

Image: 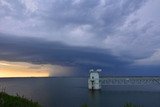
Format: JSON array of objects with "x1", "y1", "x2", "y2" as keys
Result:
[{"x1": 88, "y1": 69, "x2": 101, "y2": 90}]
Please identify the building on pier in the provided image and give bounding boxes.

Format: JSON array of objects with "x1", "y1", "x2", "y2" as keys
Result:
[{"x1": 88, "y1": 69, "x2": 101, "y2": 90}]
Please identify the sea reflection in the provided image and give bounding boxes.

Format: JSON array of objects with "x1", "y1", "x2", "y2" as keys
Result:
[{"x1": 88, "y1": 90, "x2": 101, "y2": 107}]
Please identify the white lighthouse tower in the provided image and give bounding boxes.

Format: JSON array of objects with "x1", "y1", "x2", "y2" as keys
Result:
[{"x1": 88, "y1": 69, "x2": 101, "y2": 90}]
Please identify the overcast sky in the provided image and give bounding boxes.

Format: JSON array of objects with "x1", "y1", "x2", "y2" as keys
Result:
[{"x1": 0, "y1": 0, "x2": 160, "y2": 76}]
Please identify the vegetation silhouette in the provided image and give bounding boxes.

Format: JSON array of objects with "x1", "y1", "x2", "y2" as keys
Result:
[{"x1": 0, "y1": 92, "x2": 41, "y2": 107}]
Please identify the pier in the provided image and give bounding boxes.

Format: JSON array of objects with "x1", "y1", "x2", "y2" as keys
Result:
[
  {"x1": 100, "y1": 76, "x2": 160, "y2": 85},
  {"x1": 88, "y1": 69, "x2": 160, "y2": 90}
]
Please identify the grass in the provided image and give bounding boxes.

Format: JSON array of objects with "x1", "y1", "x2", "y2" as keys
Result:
[
  {"x1": 0, "y1": 92, "x2": 41, "y2": 107},
  {"x1": 81, "y1": 103, "x2": 143, "y2": 107},
  {"x1": 81, "y1": 103, "x2": 88, "y2": 107},
  {"x1": 124, "y1": 103, "x2": 143, "y2": 107},
  {"x1": 0, "y1": 90, "x2": 142, "y2": 107}
]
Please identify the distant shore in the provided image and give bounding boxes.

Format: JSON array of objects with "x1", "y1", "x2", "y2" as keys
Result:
[{"x1": 0, "y1": 75, "x2": 160, "y2": 79}]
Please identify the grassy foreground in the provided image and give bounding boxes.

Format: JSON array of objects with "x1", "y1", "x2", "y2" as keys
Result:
[
  {"x1": 81, "y1": 103, "x2": 143, "y2": 107},
  {"x1": 124, "y1": 103, "x2": 143, "y2": 107},
  {"x1": 0, "y1": 92, "x2": 41, "y2": 107},
  {"x1": 0, "y1": 92, "x2": 142, "y2": 107}
]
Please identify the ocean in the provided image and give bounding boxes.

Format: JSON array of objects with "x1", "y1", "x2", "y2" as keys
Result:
[{"x1": 0, "y1": 77, "x2": 160, "y2": 107}]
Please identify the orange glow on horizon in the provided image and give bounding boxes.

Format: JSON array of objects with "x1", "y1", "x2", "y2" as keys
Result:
[{"x1": 0, "y1": 61, "x2": 52, "y2": 78}]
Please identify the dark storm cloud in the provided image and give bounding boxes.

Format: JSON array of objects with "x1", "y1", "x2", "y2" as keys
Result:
[
  {"x1": 0, "y1": 0, "x2": 160, "y2": 75},
  {"x1": 0, "y1": 0, "x2": 148, "y2": 45},
  {"x1": 0, "y1": 33, "x2": 130, "y2": 72},
  {"x1": 42, "y1": 0, "x2": 147, "y2": 37}
]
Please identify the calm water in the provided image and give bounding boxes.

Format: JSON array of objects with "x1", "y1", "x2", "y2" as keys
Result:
[{"x1": 0, "y1": 77, "x2": 160, "y2": 107}]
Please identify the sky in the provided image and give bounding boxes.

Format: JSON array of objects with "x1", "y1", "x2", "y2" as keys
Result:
[{"x1": 0, "y1": 0, "x2": 160, "y2": 77}]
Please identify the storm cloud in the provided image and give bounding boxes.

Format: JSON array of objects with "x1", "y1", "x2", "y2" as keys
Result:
[
  {"x1": 0, "y1": 0, "x2": 160, "y2": 76},
  {"x1": 0, "y1": 33, "x2": 129, "y2": 70}
]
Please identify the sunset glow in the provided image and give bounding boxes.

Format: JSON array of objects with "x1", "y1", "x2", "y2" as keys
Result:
[{"x1": 0, "y1": 61, "x2": 52, "y2": 77}]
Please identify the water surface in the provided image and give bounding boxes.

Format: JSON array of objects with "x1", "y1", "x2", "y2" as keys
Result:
[{"x1": 0, "y1": 78, "x2": 160, "y2": 107}]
